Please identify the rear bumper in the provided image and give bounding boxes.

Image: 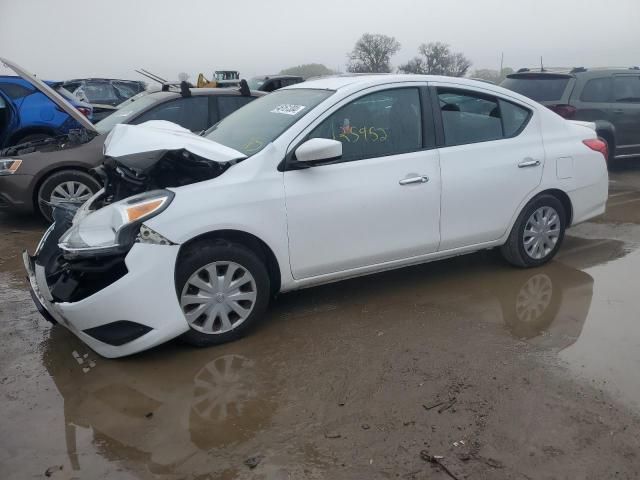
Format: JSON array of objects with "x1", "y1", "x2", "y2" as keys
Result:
[
  {"x1": 0, "y1": 174, "x2": 35, "y2": 213},
  {"x1": 568, "y1": 178, "x2": 608, "y2": 225},
  {"x1": 24, "y1": 242, "x2": 189, "y2": 358}
]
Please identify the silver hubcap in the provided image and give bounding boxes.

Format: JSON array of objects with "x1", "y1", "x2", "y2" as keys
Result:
[
  {"x1": 180, "y1": 261, "x2": 257, "y2": 334},
  {"x1": 515, "y1": 274, "x2": 553, "y2": 323},
  {"x1": 49, "y1": 181, "x2": 93, "y2": 204},
  {"x1": 523, "y1": 206, "x2": 561, "y2": 260}
]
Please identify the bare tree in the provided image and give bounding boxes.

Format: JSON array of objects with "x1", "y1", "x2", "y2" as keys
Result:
[
  {"x1": 347, "y1": 33, "x2": 401, "y2": 73},
  {"x1": 398, "y1": 42, "x2": 472, "y2": 77}
]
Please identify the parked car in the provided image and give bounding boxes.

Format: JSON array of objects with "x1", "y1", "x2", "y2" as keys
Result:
[
  {"x1": 62, "y1": 78, "x2": 146, "y2": 106},
  {"x1": 24, "y1": 74, "x2": 608, "y2": 358},
  {"x1": 501, "y1": 67, "x2": 640, "y2": 163},
  {"x1": 0, "y1": 74, "x2": 93, "y2": 148},
  {"x1": 62, "y1": 78, "x2": 146, "y2": 121},
  {"x1": 248, "y1": 75, "x2": 304, "y2": 92},
  {"x1": 0, "y1": 58, "x2": 264, "y2": 220}
]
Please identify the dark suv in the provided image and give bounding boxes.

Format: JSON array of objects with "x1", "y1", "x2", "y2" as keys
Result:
[
  {"x1": 501, "y1": 68, "x2": 640, "y2": 163},
  {"x1": 247, "y1": 75, "x2": 304, "y2": 92}
]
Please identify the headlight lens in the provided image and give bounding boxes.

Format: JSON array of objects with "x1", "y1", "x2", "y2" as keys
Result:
[
  {"x1": 58, "y1": 189, "x2": 174, "y2": 256},
  {"x1": 0, "y1": 159, "x2": 22, "y2": 175}
]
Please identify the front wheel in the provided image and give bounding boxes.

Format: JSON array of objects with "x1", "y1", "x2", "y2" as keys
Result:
[
  {"x1": 37, "y1": 170, "x2": 102, "y2": 222},
  {"x1": 500, "y1": 194, "x2": 567, "y2": 268},
  {"x1": 176, "y1": 241, "x2": 271, "y2": 347}
]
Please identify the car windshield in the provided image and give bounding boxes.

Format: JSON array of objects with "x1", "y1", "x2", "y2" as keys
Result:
[
  {"x1": 247, "y1": 77, "x2": 265, "y2": 90},
  {"x1": 204, "y1": 88, "x2": 334, "y2": 156},
  {"x1": 501, "y1": 75, "x2": 571, "y2": 102},
  {"x1": 94, "y1": 93, "x2": 170, "y2": 134}
]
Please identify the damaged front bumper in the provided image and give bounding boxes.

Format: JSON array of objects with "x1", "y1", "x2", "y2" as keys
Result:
[{"x1": 24, "y1": 227, "x2": 190, "y2": 358}]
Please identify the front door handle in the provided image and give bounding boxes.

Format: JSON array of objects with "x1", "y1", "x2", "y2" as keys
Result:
[
  {"x1": 399, "y1": 175, "x2": 429, "y2": 185},
  {"x1": 518, "y1": 159, "x2": 541, "y2": 168}
]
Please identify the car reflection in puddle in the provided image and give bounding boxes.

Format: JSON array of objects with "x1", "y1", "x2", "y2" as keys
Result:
[
  {"x1": 41, "y1": 239, "x2": 621, "y2": 478},
  {"x1": 42, "y1": 336, "x2": 278, "y2": 477}
]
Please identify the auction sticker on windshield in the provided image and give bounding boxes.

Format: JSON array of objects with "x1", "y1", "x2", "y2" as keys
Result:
[{"x1": 271, "y1": 104, "x2": 306, "y2": 115}]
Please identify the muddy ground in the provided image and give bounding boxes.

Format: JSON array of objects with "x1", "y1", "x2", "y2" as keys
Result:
[{"x1": 1, "y1": 165, "x2": 640, "y2": 480}]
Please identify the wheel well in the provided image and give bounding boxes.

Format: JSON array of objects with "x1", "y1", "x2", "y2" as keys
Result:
[
  {"x1": 9, "y1": 126, "x2": 56, "y2": 145},
  {"x1": 31, "y1": 166, "x2": 98, "y2": 211},
  {"x1": 597, "y1": 129, "x2": 615, "y2": 158},
  {"x1": 179, "y1": 230, "x2": 282, "y2": 296},
  {"x1": 538, "y1": 189, "x2": 573, "y2": 226}
]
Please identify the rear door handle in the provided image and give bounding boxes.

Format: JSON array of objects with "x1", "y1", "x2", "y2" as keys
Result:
[
  {"x1": 399, "y1": 175, "x2": 429, "y2": 185},
  {"x1": 518, "y1": 159, "x2": 541, "y2": 168}
]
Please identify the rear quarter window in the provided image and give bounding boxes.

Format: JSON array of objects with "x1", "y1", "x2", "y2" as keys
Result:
[
  {"x1": 501, "y1": 76, "x2": 571, "y2": 102},
  {"x1": 499, "y1": 99, "x2": 531, "y2": 137}
]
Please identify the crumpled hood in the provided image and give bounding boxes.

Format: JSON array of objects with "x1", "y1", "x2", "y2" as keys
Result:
[{"x1": 104, "y1": 120, "x2": 246, "y2": 170}]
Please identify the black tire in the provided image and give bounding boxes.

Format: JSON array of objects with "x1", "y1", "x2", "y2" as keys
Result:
[
  {"x1": 16, "y1": 133, "x2": 54, "y2": 145},
  {"x1": 500, "y1": 194, "x2": 567, "y2": 268},
  {"x1": 37, "y1": 170, "x2": 102, "y2": 222},
  {"x1": 176, "y1": 241, "x2": 271, "y2": 348}
]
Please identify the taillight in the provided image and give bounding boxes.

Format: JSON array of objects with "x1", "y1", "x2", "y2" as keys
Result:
[
  {"x1": 548, "y1": 104, "x2": 577, "y2": 119},
  {"x1": 583, "y1": 138, "x2": 608, "y2": 162},
  {"x1": 76, "y1": 106, "x2": 91, "y2": 117}
]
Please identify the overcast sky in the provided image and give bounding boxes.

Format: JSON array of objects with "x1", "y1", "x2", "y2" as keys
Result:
[{"x1": 1, "y1": 0, "x2": 638, "y2": 82}]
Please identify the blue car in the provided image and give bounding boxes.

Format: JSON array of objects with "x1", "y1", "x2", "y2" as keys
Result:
[{"x1": 0, "y1": 75, "x2": 93, "y2": 148}]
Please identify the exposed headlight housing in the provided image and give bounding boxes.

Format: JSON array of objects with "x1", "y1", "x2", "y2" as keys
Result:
[
  {"x1": 58, "y1": 189, "x2": 174, "y2": 257},
  {"x1": 0, "y1": 159, "x2": 22, "y2": 175}
]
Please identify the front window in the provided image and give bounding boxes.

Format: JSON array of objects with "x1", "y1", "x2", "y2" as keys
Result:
[
  {"x1": 94, "y1": 93, "x2": 173, "y2": 134},
  {"x1": 613, "y1": 75, "x2": 640, "y2": 103},
  {"x1": 308, "y1": 88, "x2": 423, "y2": 162},
  {"x1": 204, "y1": 88, "x2": 333, "y2": 156}
]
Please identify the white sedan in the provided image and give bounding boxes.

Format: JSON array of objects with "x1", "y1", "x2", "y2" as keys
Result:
[{"x1": 24, "y1": 74, "x2": 608, "y2": 358}]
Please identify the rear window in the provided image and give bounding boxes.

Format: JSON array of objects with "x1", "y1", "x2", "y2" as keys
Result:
[
  {"x1": 0, "y1": 83, "x2": 33, "y2": 99},
  {"x1": 501, "y1": 76, "x2": 571, "y2": 102}
]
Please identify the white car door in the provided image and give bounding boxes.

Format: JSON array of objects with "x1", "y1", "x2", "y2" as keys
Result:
[
  {"x1": 432, "y1": 84, "x2": 545, "y2": 250},
  {"x1": 283, "y1": 86, "x2": 441, "y2": 280}
]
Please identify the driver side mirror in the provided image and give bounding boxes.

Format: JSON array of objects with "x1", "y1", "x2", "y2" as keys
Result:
[{"x1": 294, "y1": 138, "x2": 342, "y2": 165}]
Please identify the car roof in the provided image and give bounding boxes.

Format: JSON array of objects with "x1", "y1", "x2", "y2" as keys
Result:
[
  {"x1": 189, "y1": 88, "x2": 265, "y2": 97},
  {"x1": 255, "y1": 75, "x2": 303, "y2": 80},
  {"x1": 286, "y1": 73, "x2": 507, "y2": 91},
  {"x1": 508, "y1": 68, "x2": 640, "y2": 79},
  {"x1": 283, "y1": 74, "x2": 545, "y2": 110},
  {"x1": 143, "y1": 88, "x2": 265, "y2": 101},
  {"x1": 0, "y1": 75, "x2": 37, "y2": 84},
  {"x1": 63, "y1": 78, "x2": 145, "y2": 84}
]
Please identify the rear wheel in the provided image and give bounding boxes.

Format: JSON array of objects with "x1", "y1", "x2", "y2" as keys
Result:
[
  {"x1": 176, "y1": 241, "x2": 270, "y2": 347},
  {"x1": 37, "y1": 170, "x2": 101, "y2": 222},
  {"x1": 500, "y1": 194, "x2": 567, "y2": 268}
]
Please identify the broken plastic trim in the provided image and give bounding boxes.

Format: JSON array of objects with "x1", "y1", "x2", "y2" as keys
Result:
[{"x1": 136, "y1": 224, "x2": 174, "y2": 245}]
